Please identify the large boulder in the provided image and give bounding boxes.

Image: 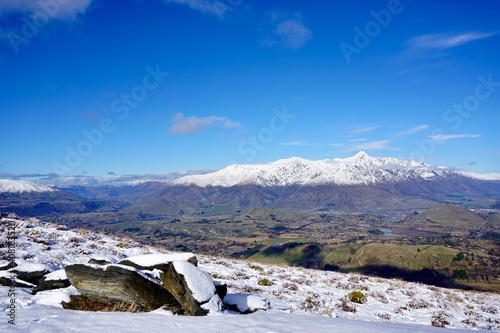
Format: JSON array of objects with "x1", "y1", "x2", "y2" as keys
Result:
[
  {"x1": 32, "y1": 269, "x2": 71, "y2": 294},
  {"x1": 117, "y1": 253, "x2": 197, "y2": 271},
  {"x1": 64, "y1": 263, "x2": 183, "y2": 313},
  {"x1": 161, "y1": 261, "x2": 223, "y2": 316}
]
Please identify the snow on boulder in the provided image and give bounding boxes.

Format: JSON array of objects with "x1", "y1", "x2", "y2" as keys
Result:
[
  {"x1": 117, "y1": 253, "x2": 197, "y2": 271},
  {"x1": 223, "y1": 294, "x2": 271, "y2": 314},
  {"x1": 161, "y1": 260, "x2": 223, "y2": 316},
  {"x1": 8, "y1": 259, "x2": 53, "y2": 284},
  {"x1": 32, "y1": 269, "x2": 71, "y2": 294},
  {"x1": 64, "y1": 263, "x2": 184, "y2": 313}
]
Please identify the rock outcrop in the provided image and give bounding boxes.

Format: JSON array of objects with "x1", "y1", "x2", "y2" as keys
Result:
[
  {"x1": 8, "y1": 260, "x2": 52, "y2": 285},
  {"x1": 64, "y1": 263, "x2": 184, "y2": 313},
  {"x1": 161, "y1": 261, "x2": 223, "y2": 316},
  {"x1": 32, "y1": 269, "x2": 71, "y2": 294}
]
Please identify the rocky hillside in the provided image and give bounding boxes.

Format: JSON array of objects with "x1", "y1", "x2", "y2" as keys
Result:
[{"x1": 1, "y1": 214, "x2": 499, "y2": 331}]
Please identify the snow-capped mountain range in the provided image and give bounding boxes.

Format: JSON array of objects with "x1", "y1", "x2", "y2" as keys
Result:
[
  {"x1": 172, "y1": 151, "x2": 500, "y2": 187},
  {"x1": 2, "y1": 152, "x2": 499, "y2": 193},
  {"x1": 0, "y1": 179, "x2": 54, "y2": 193}
]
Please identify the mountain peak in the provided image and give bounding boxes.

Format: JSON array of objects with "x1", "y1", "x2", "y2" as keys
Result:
[{"x1": 353, "y1": 151, "x2": 370, "y2": 159}]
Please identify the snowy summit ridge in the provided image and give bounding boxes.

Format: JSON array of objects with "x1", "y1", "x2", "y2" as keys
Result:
[
  {"x1": 0, "y1": 179, "x2": 54, "y2": 193},
  {"x1": 171, "y1": 151, "x2": 488, "y2": 187}
]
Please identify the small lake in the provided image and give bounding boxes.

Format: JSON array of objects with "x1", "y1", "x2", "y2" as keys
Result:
[{"x1": 359, "y1": 223, "x2": 394, "y2": 236}]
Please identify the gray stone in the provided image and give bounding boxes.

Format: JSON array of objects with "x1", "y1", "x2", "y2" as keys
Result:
[
  {"x1": 64, "y1": 263, "x2": 183, "y2": 313},
  {"x1": 0, "y1": 275, "x2": 35, "y2": 288},
  {"x1": 87, "y1": 258, "x2": 111, "y2": 265},
  {"x1": 32, "y1": 270, "x2": 71, "y2": 294},
  {"x1": 160, "y1": 261, "x2": 222, "y2": 316},
  {"x1": 9, "y1": 268, "x2": 50, "y2": 285}
]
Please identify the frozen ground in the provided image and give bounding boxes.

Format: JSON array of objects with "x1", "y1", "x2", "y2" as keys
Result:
[{"x1": 1, "y1": 217, "x2": 499, "y2": 332}]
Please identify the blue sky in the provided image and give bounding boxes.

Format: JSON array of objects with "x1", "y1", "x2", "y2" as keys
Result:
[{"x1": 1, "y1": 0, "x2": 499, "y2": 182}]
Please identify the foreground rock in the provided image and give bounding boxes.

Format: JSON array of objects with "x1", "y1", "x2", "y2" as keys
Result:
[
  {"x1": 0, "y1": 271, "x2": 35, "y2": 288},
  {"x1": 32, "y1": 269, "x2": 71, "y2": 294},
  {"x1": 64, "y1": 263, "x2": 184, "y2": 313},
  {"x1": 8, "y1": 260, "x2": 52, "y2": 285},
  {"x1": 161, "y1": 261, "x2": 223, "y2": 316}
]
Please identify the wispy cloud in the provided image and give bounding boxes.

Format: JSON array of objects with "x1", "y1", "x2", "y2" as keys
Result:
[
  {"x1": 350, "y1": 125, "x2": 381, "y2": 134},
  {"x1": 354, "y1": 139, "x2": 392, "y2": 151},
  {"x1": 330, "y1": 139, "x2": 393, "y2": 152},
  {"x1": 281, "y1": 141, "x2": 306, "y2": 146},
  {"x1": 169, "y1": 112, "x2": 241, "y2": 134},
  {"x1": 428, "y1": 133, "x2": 481, "y2": 142},
  {"x1": 261, "y1": 12, "x2": 311, "y2": 49},
  {"x1": 280, "y1": 141, "x2": 319, "y2": 147},
  {"x1": 163, "y1": 0, "x2": 231, "y2": 20},
  {"x1": 406, "y1": 31, "x2": 496, "y2": 52},
  {"x1": 396, "y1": 124, "x2": 430, "y2": 136},
  {"x1": 0, "y1": 0, "x2": 93, "y2": 19}
]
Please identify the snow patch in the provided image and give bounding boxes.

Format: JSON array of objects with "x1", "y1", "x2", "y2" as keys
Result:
[
  {"x1": 44, "y1": 269, "x2": 67, "y2": 281},
  {"x1": 122, "y1": 253, "x2": 195, "y2": 266}
]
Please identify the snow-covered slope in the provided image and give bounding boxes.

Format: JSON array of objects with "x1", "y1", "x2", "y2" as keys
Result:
[
  {"x1": 171, "y1": 151, "x2": 476, "y2": 187},
  {"x1": 0, "y1": 179, "x2": 54, "y2": 193},
  {"x1": 1, "y1": 216, "x2": 499, "y2": 332}
]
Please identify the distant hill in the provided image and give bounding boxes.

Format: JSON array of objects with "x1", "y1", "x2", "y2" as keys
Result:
[{"x1": 406, "y1": 204, "x2": 488, "y2": 233}]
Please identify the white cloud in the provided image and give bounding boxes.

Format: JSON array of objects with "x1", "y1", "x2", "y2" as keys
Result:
[
  {"x1": 275, "y1": 19, "x2": 311, "y2": 48},
  {"x1": 330, "y1": 140, "x2": 394, "y2": 152},
  {"x1": 280, "y1": 141, "x2": 320, "y2": 147},
  {"x1": 350, "y1": 125, "x2": 381, "y2": 134},
  {"x1": 396, "y1": 124, "x2": 430, "y2": 136},
  {"x1": 428, "y1": 133, "x2": 481, "y2": 142},
  {"x1": 354, "y1": 140, "x2": 391, "y2": 151},
  {"x1": 163, "y1": 0, "x2": 230, "y2": 20},
  {"x1": 169, "y1": 112, "x2": 241, "y2": 134},
  {"x1": 0, "y1": 0, "x2": 93, "y2": 19},
  {"x1": 261, "y1": 12, "x2": 312, "y2": 49},
  {"x1": 406, "y1": 31, "x2": 496, "y2": 52},
  {"x1": 281, "y1": 141, "x2": 305, "y2": 146}
]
